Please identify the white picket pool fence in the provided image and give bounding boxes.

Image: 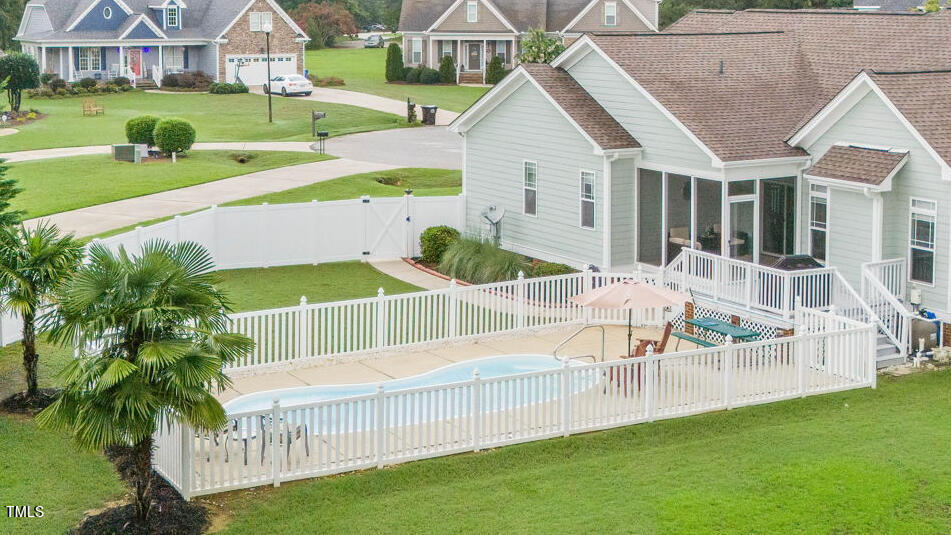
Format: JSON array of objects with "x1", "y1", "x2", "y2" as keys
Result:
[{"x1": 154, "y1": 313, "x2": 876, "y2": 499}]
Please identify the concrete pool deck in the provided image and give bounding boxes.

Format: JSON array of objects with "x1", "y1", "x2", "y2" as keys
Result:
[{"x1": 218, "y1": 324, "x2": 688, "y2": 403}]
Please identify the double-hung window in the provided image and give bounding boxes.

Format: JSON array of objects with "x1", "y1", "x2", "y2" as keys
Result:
[
  {"x1": 166, "y1": 47, "x2": 184, "y2": 73},
  {"x1": 167, "y1": 6, "x2": 178, "y2": 27},
  {"x1": 523, "y1": 161, "x2": 537, "y2": 216},
  {"x1": 910, "y1": 198, "x2": 937, "y2": 284},
  {"x1": 411, "y1": 38, "x2": 422, "y2": 64},
  {"x1": 442, "y1": 41, "x2": 453, "y2": 58},
  {"x1": 78, "y1": 47, "x2": 101, "y2": 71},
  {"x1": 580, "y1": 170, "x2": 596, "y2": 229},
  {"x1": 249, "y1": 12, "x2": 272, "y2": 32},
  {"x1": 808, "y1": 184, "x2": 828, "y2": 262},
  {"x1": 467, "y1": 1, "x2": 478, "y2": 22},
  {"x1": 604, "y1": 2, "x2": 617, "y2": 26},
  {"x1": 495, "y1": 40, "x2": 507, "y2": 63}
]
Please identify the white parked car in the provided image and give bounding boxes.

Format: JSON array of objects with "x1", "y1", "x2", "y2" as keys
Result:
[{"x1": 264, "y1": 74, "x2": 313, "y2": 96}]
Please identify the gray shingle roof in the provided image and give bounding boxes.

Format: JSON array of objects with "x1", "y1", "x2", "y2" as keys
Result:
[
  {"x1": 805, "y1": 144, "x2": 908, "y2": 185},
  {"x1": 593, "y1": 9, "x2": 951, "y2": 162},
  {"x1": 522, "y1": 63, "x2": 640, "y2": 150},
  {"x1": 399, "y1": 0, "x2": 599, "y2": 32},
  {"x1": 868, "y1": 70, "x2": 951, "y2": 169}
]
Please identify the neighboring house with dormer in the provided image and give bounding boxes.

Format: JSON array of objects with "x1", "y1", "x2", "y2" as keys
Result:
[
  {"x1": 399, "y1": 0, "x2": 660, "y2": 83},
  {"x1": 14, "y1": 0, "x2": 309, "y2": 87},
  {"x1": 853, "y1": 0, "x2": 927, "y2": 11}
]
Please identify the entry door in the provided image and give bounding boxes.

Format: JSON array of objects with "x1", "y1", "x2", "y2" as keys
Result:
[
  {"x1": 128, "y1": 49, "x2": 142, "y2": 78},
  {"x1": 467, "y1": 43, "x2": 482, "y2": 71},
  {"x1": 729, "y1": 199, "x2": 757, "y2": 263}
]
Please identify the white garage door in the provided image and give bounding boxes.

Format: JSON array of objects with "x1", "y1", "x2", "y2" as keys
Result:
[{"x1": 225, "y1": 54, "x2": 297, "y2": 85}]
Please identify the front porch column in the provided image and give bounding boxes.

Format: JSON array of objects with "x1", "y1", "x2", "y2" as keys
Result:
[
  {"x1": 159, "y1": 45, "x2": 164, "y2": 79},
  {"x1": 720, "y1": 179, "x2": 729, "y2": 257},
  {"x1": 40, "y1": 46, "x2": 46, "y2": 72},
  {"x1": 118, "y1": 46, "x2": 125, "y2": 78},
  {"x1": 67, "y1": 46, "x2": 73, "y2": 81},
  {"x1": 430, "y1": 38, "x2": 436, "y2": 69},
  {"x1": 456, "y1": 40, "x2": 462, "y2": 79},
  {"x1": 482, "y1": 39, "x2": 487, "y2": 83}
]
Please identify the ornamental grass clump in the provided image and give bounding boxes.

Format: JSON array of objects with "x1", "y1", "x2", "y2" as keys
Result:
[{"x1": 438, "y1": 237, "x2": 529, "y2": 284}]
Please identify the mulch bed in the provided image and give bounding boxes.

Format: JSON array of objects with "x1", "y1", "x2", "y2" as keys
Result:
[
  {"x1": 71, "y1": 446, "x2": 209, "y2": 535},
  {"x1": 2, "y1": 110, "x2": 47, "y2": 128},
  {"x1": 0, "y1": 388, "x2": 59, "y2": 414}
]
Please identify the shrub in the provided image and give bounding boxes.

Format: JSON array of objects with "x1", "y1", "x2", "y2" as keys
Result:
[
  {"x1": 0, "y1": 52, "x2": 40, "y2": 111},
  {"x1": 125, "y1": 115, "x2": 160, "y2": 146},
  {"x1": 486, "y1": 56, "x2": 506, "y2": 85},
  {"x1": 532, "y1": 262, "x2": 575, "y2": 278},
  {"x1": 230, "y1": 152, "x2": 256, "y2": 163},
  {"x1": 419, "y1": 67, "x2": 440, "y2": 84},
  {"x1": 310, "y1": 76, "x2": 344, "y2": 87},
  {"x1": 40, "y1": 72, "x2": 56, "y2": 86},
  {"x1": 419, "y1": 226, "x2": 460, "y2": 264},
  {"x1": 110, "y1": 76, "x2": 131, "y2": 87},
  {"x1": 385, "y1": 43, "x2": 404, "y2": 82},
  {"x1": 402, "y1": 66, "x2": 414, "y2": 81},
  {"x1": 438, "y1": 55, "x2": 456, "y2": 84},
  {"x1": 162, "y1": 71, "x2": 212, "y2": 90},
  {"x1": 161, "y1": 73, "x2": 181, "y2": 87},
  {"x1": 209, "y1": 82, "x2": 248, "y2": 94},
  {"x1": 153, "y1": 118, "x2": 196, "y2": 155},
  {"x1": 405, "y1": 67, "x2": 423, "y2": 84},
  {"x1": 77, "y1": 77, "x2": 98, "y2": 89},
  {"x1": 438, "y1": 238, "x2": 530, "y2": 284},
  {"x1": 49, "y1": 77, "x2": 67, "y2": 91}
]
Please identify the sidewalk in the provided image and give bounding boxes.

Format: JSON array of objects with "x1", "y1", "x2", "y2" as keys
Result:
[
  {"x1": 0, "y1": 141, "x2": 316, "y2": 163},
  {"x1": 26, "y1": 158, "x2": 396, "y2": 237},
  {"x1": 369, "y1": 259, "x2": 451, "y2": 290}
]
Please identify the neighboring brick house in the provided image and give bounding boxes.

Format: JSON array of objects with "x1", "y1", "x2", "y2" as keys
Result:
[
  {"x1": 399, "y1": 0, "x2": 660, "y2": 83},
  {"x1": 14, "y1": 0, "x2": 309, "y2": 87}
]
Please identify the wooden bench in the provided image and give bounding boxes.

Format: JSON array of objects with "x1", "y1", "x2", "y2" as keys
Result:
[
  {"x1": 82, "y1": 99, "x2": 104, "y2": 116},
  {"x1": 671, "y1": 331, "x2": 716, "y2": 350}
]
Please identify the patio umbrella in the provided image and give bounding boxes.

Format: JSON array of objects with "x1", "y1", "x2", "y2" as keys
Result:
[{"x1": 570, "y1": 280, "x2": 690, "y2": 355}]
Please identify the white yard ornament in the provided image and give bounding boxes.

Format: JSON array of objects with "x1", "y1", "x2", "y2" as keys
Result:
[{"x1": 1, "y1": 114, "x2": 7, "y2": 125}]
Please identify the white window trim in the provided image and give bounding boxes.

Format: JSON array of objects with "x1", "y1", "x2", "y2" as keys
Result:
[
  {"x1": 523, "y1": 160, "x2": 537, "y2": 217},
  {"x1": 249, "y1": 11, "x2": 272, "y2": 32},
  {"x1": 441, "y1": 41, "x2": 452, "y2": 57},
  {"x1": 604, "y1": 2, "x2": 617, "y2": 27},
  {"x1": 909, "y1": 196, "x2": 937, "y2": 287},
  {"x1": 808, "y1": 184, "x2": 829, "y2": 262},
  {"x1": 167, "y1": 6, "x2": 178, "y2": 27},
  {"x1": 495, "y1": 40, "x2": 506, "y2": 63},
  {"x1": 411, "y1": 38, "x2": 422, "y2": 64},
  {"x1": 78, "y1": 47, "x2": 101, "y2": 71},
  {"x1": 103, "y1": 6, "x2": 113, "y2": 19},
  {"x1": 580, "y1": 169, "x2": 596, "y2": 230},
  {"x1": 165, "y1": 46, "x2": 184, "y2": 72},
  {"x1": 466, "y1": 1, "x2": 478, "y2": 23}
]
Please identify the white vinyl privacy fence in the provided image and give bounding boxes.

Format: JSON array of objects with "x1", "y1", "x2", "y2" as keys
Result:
[
  {"x1": 93, "y1": 195, "x2": 464, "y2": 269},
  {"x1": 154, "y1": 314, "x2": 876, "y2": 499}
]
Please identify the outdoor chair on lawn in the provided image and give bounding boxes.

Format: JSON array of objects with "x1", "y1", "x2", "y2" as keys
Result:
[{"x1": 82, "y1": 99, "x2": 104, "y2": 116}]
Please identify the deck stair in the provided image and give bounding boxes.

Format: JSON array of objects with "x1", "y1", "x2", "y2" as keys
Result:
[
  {"x1": 135, "y1": 78, "x2": 158, "y2": 90},
  {"x1": 458, "y1": 72, "x2": 483, "y2": 84}
]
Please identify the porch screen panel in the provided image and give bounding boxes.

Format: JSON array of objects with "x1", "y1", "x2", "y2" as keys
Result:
[
  {"x1": 666, "y1": 173, "x2": 692, "y2": 264},
  {"x1": 637, "y1": 169, "x2": 662, "y2": 266},
  {"x1": 761, "y1": 177, "x2": 796, "y2": 259},
  {"x1": 695, "y1": 178, "x2": 722, "y2": 255}
]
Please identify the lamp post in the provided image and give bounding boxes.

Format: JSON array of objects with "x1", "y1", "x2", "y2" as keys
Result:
[{"x1": 262, "y1": 19, "x2": 273, "y2": 123}]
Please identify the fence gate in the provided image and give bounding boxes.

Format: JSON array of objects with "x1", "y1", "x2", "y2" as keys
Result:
[{"x1": 362, "y1": 196, "x2": 410, "y2": 259}]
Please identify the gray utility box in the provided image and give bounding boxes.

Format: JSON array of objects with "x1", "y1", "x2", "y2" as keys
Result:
[{"x1": 112, "y1": 144, "x2": 147, "y2": 163}]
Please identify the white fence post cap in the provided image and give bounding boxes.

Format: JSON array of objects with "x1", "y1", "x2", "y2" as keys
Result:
[{"x1": 299, "y1": 295, "x2": 308, "y2": 306}]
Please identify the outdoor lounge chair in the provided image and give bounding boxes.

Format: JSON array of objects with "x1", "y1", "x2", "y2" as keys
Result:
[
  {"x1": 607, "y1": 340, "x2": 651, "y2": 397},
  {"x1": 639, "y1": 322, "x2": 672, "y2": 355}
]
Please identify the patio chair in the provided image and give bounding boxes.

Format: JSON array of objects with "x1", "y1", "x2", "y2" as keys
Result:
[
  {"x1": 639, "y1": 322, "x2": 672, "y2": 355},
  {"x1": 607, "y1": 340, "x2": 651, "y2": 397}
]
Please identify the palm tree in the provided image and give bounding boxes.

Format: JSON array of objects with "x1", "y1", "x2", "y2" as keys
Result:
[
  {"x1": 0, "y1": 222, "x2": 82, "y2": 399},
  {"x1": 37, "y1": 240, "x2": 253, "y2": 522}
]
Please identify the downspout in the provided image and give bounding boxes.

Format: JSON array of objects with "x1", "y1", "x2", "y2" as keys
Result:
[{"x1": 602, "y1": 153, "x2": 620, "y2": 270}]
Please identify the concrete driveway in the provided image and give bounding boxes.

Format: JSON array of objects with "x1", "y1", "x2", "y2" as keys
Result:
[
  {"x1": 251, "y1": 86, "x2": 459, "y2": 126},
  {"x1": 325, "y1": 127, "x2": 461, "y2": 169}
]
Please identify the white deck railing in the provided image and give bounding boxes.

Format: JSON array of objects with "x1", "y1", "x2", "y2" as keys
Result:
[
  {"x1": 862, "y1": 259, "x2": 912, "y2": 355},
  {"x1": 154, "y1": 321, "x2": 876, "y2": 499}
]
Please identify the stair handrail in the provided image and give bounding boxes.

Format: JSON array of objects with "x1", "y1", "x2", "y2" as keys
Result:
[{"x1": 861, "y1": 264, "x2": 912, "y2": 355}]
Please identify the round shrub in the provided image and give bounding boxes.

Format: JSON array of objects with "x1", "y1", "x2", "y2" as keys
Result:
[
  {"x1": 419, "y1": 67, "x2": 440, "y2": 85},
  {"x1": 405, "y1": 67, "x2": 423, "y2": 84},
  {"x1": 532, "y1": 262, "x2": 575, "y2": 278},
  {"x1": 110, "y1": 76, "x2": 131, "y2": 87},
  {"x1": 40, "y1": 72, "x2": 56, "y2": 86},
  {"x1": 153, "y1": 118, "x2": 196, "y2": 155},
  {"x1": 77, "y1": 77, "x2": 97, "y2": 89},
  {"x1": 419, "y1": 225, "x2": 460, "y2": 264},
  {"x1": 125, "y1": 115, "x2": 160, "y2": 146},
  {"x1": 49, "y1": 77, "x2": 67, "y2": 91}
]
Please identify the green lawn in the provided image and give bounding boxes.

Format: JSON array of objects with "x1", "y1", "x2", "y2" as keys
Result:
[
  {"x1": 209, "y1": 370, "x2": 951, "y2": 534},
  {"x1": 307, "y1": 47, "x2": 489, "y2": 112},
  {"x1": 89, "y1": 168, "x2": 461, "y2": 239},
  {"x1": 1, "y1": 91, "x2": 408, "y2": 152},
  {"x1": 217, "y1": 261, "x2": 422, "y2": 312},
  {"x1": 6, "y1": 151, "x2": 332, "y2": 218},
  {"x1": 224, "y1": 167, "x2": 461, "y2": 206}
]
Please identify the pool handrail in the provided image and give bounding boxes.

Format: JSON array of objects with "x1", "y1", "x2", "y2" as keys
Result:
[{"x1": 553, "y1": 324, "x2": 605, "y2": 362}]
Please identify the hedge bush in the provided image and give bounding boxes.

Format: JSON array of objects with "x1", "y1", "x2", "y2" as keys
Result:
[
  {"x1": 76, "y1": 77, "x2": 98, "y2": 89},
  {"x1": 109, "y1": 76, "x2": 131, "y2": 87},
  {"x1": 153, "y1": 118, "x2": 196, "y2": 155},
  {"x1": 385, "y1": 43, "x2": 405, "y2": 82},
  {"x1": 40, "y1": 72, "x2": 56, "y2": 86},
  {"x1": 419, "y1": 226, "x2": 460, "y2": 264},
  {"x1": 405, "y1": 67, "x2": 423, "y2": 84},
  {"x1": 532, "y1": 262, "x2": 575, "y2": 278},
  {"x1": 486, "y1": 56, "x2": 507, "y2": 84},
  {"x1": 161, "y1": 71, "x2": 212, "y2": 90},
  {"x1": 49, "y1": 78, "x2": 67, "y2": 91},
  {"x1": 209, "y1": 82, "x2": 249, "y2": 94},
  {"x1": 419, "y1": 67, "x2": 440, "y2": 84},
  {"x1": 439, "y1": 238, "x2": 530, "y2": 284},
  {"x1": 438, "y1": 55, "x2": 456, "y2": 84},
  {"x1": 125, "y1": 115, "x2": 160, "y2": 146}
]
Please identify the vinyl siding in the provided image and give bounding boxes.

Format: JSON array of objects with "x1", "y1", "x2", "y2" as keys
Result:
[
  {"x1": 804, "y1": 90, "x2": 951, "y2": 311},
  {"x1": 21, "y1": 6, "x2": 53, "y2": 36},
  {"x1": 465, "y1": 81, "x2": 605, "y2": 267},
  {"x1": 435, "y1": 1, "x2": 510, "y2": 32},
  {"x1": 568, "y1": 0, "x2": 652, "y2": 33},
  {"x1": 71, "y1": 0, "x2": 129, "y2": 31},
  {"x1": 566, "y1": 50, "x2": 718, "y2": 175},
  {"x1": 611, "y1": 157, "x2": 636, "y2": 267},
  {"x1": 827, "y1": 188, "x2": 874, "y2": 288}
]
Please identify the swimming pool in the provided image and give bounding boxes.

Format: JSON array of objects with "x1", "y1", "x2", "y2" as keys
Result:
[{"x1": 224, "y1": 354, "x2": 579, "y2": 414}]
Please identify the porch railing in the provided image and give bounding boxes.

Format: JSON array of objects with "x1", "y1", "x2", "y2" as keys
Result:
[
  {"x1": 152, "y1": 65, "x2": 163, "y2": 88},
  {"x1": 861, "y1": 259, "x2": 912, "y2": 355}
]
